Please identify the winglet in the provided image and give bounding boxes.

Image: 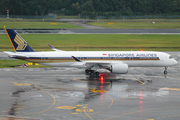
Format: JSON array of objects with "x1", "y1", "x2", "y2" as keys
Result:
[
  {"x1": 48, "y1": 44, "x2": 56, "y2": 50},
  {"x1": 48, "y1": 44, "x2": 64, "y2": 51},
  {"x1": 72, "y1": 56, "x2": 81, "y2": 62}
]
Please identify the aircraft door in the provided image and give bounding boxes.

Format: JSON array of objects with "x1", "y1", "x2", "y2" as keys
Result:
[
  {"x1": 41, "y1": 54, "x2": 45, "y2": 61},
  {"x1": 159, "y1": 54, "x2": 164, "y2": 61},
  {"x1": 129, "y1": 54, "x2": 133, "y2": 60},
  {"x1": 129, "y1": 56, "x2": 132, "y2": 60},
  {"x1": 80, "y1": 55, "x2": 84, "y2": 60}
]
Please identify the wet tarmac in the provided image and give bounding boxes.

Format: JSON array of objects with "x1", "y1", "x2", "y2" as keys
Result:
[{"x1": 0, "y1": 52, "x2": 180, "y2": 120}]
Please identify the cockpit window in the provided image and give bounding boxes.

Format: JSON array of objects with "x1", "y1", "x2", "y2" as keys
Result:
[{"x1": 169, "y1": 56, "x2": 173, "y2": 59}]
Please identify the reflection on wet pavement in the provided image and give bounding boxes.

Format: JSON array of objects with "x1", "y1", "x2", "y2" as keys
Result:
[{"x1": 0, "y1": 62, "x2": 180, "y2": 120}]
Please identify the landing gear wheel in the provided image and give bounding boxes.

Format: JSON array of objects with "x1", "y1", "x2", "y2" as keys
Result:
[
  {"x1": 89, "y1": 71, "x2": 95, "y2": 78},
  {"x1": 86, "y1": 69, "x2": 99, "y2": 78},
  {"x1": 85, "y1": 69, "x2": 89, "y2": 74},
  {"x1": 164, "y1": 67, "x2": 168, "y2": 74},
  {"x1": 95, "y1": 72, "x2": 100, "y2": 77},
  {"x1": 90, "y1": 72, "x2": 94, "y2": 76}
]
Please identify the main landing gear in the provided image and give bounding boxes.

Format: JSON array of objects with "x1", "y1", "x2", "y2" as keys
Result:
[
  {"x1": 85, "y1": 69, "x2": 100, "y2": 77},
  {"x1": 164, "y1": 67, "x2": 168, "y2": 74}
]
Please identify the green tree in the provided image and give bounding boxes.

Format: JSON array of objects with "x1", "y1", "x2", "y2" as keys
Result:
[
  {"x1": 90, "y1": 12, "x2": 98, "y2": 19},
  {"x1": 71, "y1": 2, "x2": 80, "y2": 15},
  {"x1": 81, "y1": 0, "x2": 95, "y2": 14},
  {"x1": 115, "y1": 11, "x2": 121, "y2": 19},
  {"x1": 39, "y1": 0, "x2": 62, "y2": 16},
  {"x1": 0, "y1": 0, "x2": 180, "y2": 17},
  {"x1": 81, "y1": 10, "x2": 87, "y2": 18}
]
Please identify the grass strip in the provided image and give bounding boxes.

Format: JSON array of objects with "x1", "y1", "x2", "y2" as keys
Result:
[
  {"x1": 1, "y1": 34, "x2": 180, "y2": 51},
  {"x1": 0, "y1": 60, "x2": 48, "y2": 68},
  {"x1": 88, "y1": 22, "x2": 180, "y2": 29},
  {"x1": 0, "y1": 22, "x2": 82, "y2": 29}
]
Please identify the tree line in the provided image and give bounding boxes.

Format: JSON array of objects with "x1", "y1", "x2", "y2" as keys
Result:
[{"x1": 0, "y1": 0, "x2": 180, "y2": 16}]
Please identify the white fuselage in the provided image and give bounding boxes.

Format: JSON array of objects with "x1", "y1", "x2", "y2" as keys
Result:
[
  {"x1": 8, "y1": 51, "x2": 177, "y2": 68},
  {"x1": 4, "y1": 29, "x2": 177, "y2": 74}
]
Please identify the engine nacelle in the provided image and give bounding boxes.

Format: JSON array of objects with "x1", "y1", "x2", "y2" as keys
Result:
[{"x1": 111, "y1": 63, "x2": 128, "y2": 74}]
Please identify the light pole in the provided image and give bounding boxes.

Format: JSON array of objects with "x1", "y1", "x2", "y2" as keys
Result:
[{"x1": 6, "y1": 10, "x2": 10, "y2": 19}]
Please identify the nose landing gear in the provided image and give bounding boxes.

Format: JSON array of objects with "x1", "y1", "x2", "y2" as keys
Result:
[{"x1": 164, "y1": 67, "x2": 168, "y2": 74}]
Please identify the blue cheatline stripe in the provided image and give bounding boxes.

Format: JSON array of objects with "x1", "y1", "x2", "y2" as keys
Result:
[{"x1": 20, "y1": 57, "x2": 160, "y2": 60}]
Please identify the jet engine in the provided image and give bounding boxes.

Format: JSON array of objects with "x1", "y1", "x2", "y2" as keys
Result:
[{"x1": 110, "y1": 63, "x2": 128, "y2": 74}]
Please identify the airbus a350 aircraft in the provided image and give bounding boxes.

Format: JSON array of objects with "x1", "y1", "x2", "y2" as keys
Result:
[{"x1": 4, "y1": 29, "x2": 177, "y2": 76}]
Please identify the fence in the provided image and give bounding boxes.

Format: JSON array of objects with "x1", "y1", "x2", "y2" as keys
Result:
[
  {"x1": 0, "y1": 15, "x2": 57, "y2": 19},
  {"x1": 80, "y1": 15, "x2": 180, "y2": 19}
]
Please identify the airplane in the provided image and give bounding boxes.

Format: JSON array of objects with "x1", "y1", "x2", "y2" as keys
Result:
[{"x1": 4, "y1": 29, "x2": 177, "y2": 76}]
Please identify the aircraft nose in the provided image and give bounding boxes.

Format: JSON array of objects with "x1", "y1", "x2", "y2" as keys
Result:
[{"x1": 174, "y1": 59, "x2": 178, "y2": 64}]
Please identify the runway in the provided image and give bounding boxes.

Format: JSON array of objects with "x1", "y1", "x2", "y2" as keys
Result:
[
  {"x1": 0, "y1": 29, "x2": 180, "y2": 34},
  {"x1": 0, "y1": 52, "x2": 180, "y2": 120}
]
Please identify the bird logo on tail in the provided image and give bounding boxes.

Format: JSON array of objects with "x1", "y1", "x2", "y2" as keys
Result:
[{"x1": 14, "y1": 34, "x2": 27, "y2": 50}]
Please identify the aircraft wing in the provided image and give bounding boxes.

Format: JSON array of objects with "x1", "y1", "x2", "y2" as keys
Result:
[
  {"x1": 72, "y1": 56, "x2": 123, "y2": 66},
  {"x1": 85, "y1": 61, "x2": 124, "y2": 67},
  {"x1": 85, "y1": 61, "x2": 111, "y2": 66},
  {"x1": 71, "y1": 56, "x2": 123, "y2": 68},
  {"x1": 3, "y1": 51, "x2": 29, "y2": 58},
  {"x1": 84, "y1": 61, "x2": 128, "y2": 74}
]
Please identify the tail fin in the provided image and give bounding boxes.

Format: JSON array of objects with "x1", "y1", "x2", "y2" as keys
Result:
[{"x1": 5, "y1": 29, "x2": 34, "y2": 52}]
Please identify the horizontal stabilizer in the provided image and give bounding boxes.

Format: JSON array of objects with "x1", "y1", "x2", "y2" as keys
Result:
[{"x1": 3, "y1": 51, "x2": 28, "y2": 58}]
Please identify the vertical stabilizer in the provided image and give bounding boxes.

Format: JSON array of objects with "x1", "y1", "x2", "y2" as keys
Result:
[{"x1": 5, "y1": 29, "x2": 34, "y2": 52}]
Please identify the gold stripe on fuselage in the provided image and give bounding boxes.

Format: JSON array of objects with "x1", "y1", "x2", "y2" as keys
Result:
[{"x1": 22, "y1": 58, "x2": 160, "y2": 63}]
